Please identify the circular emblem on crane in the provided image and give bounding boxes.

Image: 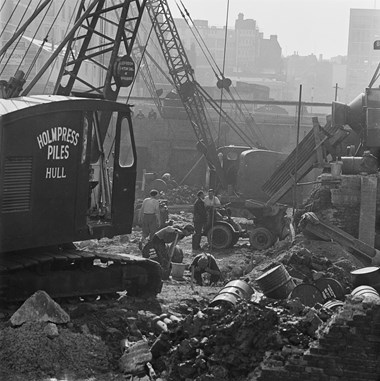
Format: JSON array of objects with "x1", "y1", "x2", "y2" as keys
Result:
[{"x1": 114, "y1": 55, "x2": 135, "y2": 87}]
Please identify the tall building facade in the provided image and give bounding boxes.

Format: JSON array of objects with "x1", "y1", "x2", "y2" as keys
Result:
[
  {"x1": 346, "y1": 8, "x2": 380, "y2": 103},
  {"x1": 173, "y1": 13, "x2": 284, "y2": 98}
]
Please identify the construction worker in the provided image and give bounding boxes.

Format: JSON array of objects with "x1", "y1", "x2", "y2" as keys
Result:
[
  {"x1": 192, "y1": 190, "x2": 207, "y2": 250},
  {"x1": 148, "y1": 108, "x2": 157, "y2": 119},
  {"x1": 204, "y1": 189, "x2": 221, "y2": 231},
  {"x1": 190, "y1": 253, "x2": 221, "y2": 286},
  {"x1": 135, "y1": 109, "x2": 145, "y2": 119},
  {"x1": 147, "y1": 224, "x2": 194, "y2": 280},
  {"x1": 138, "y1": 189, "x2": 161, "y2": 249}
]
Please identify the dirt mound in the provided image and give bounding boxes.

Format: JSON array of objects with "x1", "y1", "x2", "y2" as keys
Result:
[{"x1": 0, "y1": 321, "x2": 110, "y2": 380}]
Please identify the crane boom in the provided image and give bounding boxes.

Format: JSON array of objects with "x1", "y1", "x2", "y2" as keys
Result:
[{"x1": 145, "y1": 0, "x2": 226, "y2": 187}]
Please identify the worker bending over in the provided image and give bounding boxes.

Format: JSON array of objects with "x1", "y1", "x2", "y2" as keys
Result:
[
  {"x1": 148, "y1": 224, "x2": 194, "y2": 280},
  {"x1": 190, "y1": 253, "x2": 221, "y2": 286}
]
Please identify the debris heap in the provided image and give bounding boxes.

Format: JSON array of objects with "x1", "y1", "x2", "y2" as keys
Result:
[{"x1": 151, "y1": 298, "x2": 330, "y2": 381}]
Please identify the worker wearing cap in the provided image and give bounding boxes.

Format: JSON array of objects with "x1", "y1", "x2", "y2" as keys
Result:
[
  {"x1": 190, "y1": 253, "x2": 221, "y2": 286},
  {"x1": 139, "y1": 189, "x2": 161, "y2": 248},
  {"x1": 148, "y1": 224, "x2": 195, "y2": 280},
  {"x1": 192, "y1": 190, "x2": 207, "y2": 250}
]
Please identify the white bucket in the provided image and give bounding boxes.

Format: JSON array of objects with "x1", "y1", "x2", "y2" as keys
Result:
[
  {"x1": 171, "y1": 262, "x2": 186, "y2": 279},
  {"x1": 331, "y1": 161, "x2": 343, "y2": 177}
]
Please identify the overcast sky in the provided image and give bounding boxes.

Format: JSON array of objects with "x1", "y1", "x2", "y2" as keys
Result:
[{"x1": 167, "y1": 0, "x2": 379, "y2": 59}]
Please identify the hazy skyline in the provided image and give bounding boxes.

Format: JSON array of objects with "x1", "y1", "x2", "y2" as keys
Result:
[{"x1": 168, "y1": 0, "x2": 379, "y2": 59}]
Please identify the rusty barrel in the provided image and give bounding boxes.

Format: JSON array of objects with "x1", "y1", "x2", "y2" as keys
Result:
[
  {"x1": 255, "y1": 264, "x2": 295, "y2": 299},
  {"x1": 350, "y1": 266, "x2": 380, "y2": 292},
  {"x1": 210, "y1": 280, "x2": 254, "y2": 307}
]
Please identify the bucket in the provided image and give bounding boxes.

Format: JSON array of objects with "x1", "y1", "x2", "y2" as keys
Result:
[
  {"x1": 351, "y1": 285, "x2": 380, "y2": 301},
  {"x1": 210, "y1": 280, "x2": 254, "y2": 307},
  {"x1": 255, "y1": 264, "x2": 295, "y2": 299},
  {"x1": 330, "y1": 161, "x2": 343, "y2": 177},
  {"x1": 171, "y1": 262, "x2": 186, "y2": 279},
  {"x1": 350, "y1": 267, "x2": 380, "y2": 292}
]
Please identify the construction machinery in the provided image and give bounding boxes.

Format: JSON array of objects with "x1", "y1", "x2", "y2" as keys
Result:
[
  {"x1": 144, "y1": 0, "x2": 291, "y2": 250},
  {"x1": 0, "y1": 0, "x2": 164, "y2": 303},
  {"x1": 266, "y1": 58, "x2": 380, "y2": 265}
]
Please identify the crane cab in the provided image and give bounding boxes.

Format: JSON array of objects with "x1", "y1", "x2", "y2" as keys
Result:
[{"x1": 0, "y1": 95, "x2": 137, "y2": 253}]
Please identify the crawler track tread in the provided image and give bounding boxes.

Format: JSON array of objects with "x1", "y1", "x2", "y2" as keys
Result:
[{"x1": 0, "y1": 249, "x2": 162, "y2": 303}]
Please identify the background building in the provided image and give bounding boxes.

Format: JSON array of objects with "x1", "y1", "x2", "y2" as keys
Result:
[{"x1": 345, "y1": 8, "x2": 380, "y2": 102}]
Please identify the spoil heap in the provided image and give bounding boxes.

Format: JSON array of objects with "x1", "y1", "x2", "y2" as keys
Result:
[{"x1": 0, "y1": 321, "x2": 110, "y2": 380}]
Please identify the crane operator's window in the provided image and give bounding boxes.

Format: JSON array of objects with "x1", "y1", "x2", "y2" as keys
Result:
[
  {"x1": 81, "y1": 115, "x2": 89, "y2": 164},
  {"x1": 119, "y1": 116, "x2": 134, "y2": 167}
]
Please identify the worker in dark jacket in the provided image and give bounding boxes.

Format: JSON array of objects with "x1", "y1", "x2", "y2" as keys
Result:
[
  {"x1": 192, "y1": 190, "x2": 207, "y2": 250},
  {"x1": 147, "y1": 224, "x2": 194, "y2": 280},
  {"x1": 190, "y1": 253, "x2": 221, "y2": 286}
]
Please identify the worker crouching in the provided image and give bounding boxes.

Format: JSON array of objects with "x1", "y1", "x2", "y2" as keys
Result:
[{"x1": 190, "y1": 253, "x2": 221, "y2": 286}]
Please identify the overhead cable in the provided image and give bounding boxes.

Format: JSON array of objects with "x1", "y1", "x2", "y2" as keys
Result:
[
  {"x1": 0, "y1": 0, "x2": 22, "y2": 40},
  {"x1": 0, "y1": 0, "x2": 35, "y2": 74}
]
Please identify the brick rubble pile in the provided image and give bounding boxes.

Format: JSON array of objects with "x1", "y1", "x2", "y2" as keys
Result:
[{"x1": 149, "y1": 297, "x2": 333, "y2": 381}]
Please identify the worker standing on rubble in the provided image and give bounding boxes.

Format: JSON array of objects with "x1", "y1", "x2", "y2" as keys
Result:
[
  {"x1": 192, "y1": 190, "x2": 207, "y2": 250},
  {"x1": 139, "y1": 189, "x2": 161, "y2": 249},
  {"x1": 148, "y1": 224, "x2": 194, "y2": 280},
  {"x1": 190, "y1": 253, "x2": 221, "y2": 286},
  {"x1": 204, "y1": 189, "x2": 221, "y2": 230}
]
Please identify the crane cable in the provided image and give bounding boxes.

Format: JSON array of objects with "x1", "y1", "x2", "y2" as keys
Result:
[
  {"x1": 177, "y1": 0, "x2": 266, "y2": 147},
  {"x1": 175, "y1": 1, "x2": 250, "y2": 142},
  {"x1": 23, "y1": 0, "x2": 68, "y2": 80},
  {"x1": 217, "y1": 0, "x2": 230, "y2": 147},
  {"x1": 0, "y1": 0, "x2": 22, "y2": 40},
  {"x1": 14, "y1": 0, "x2": 54, "y2": 76},
  {"x1": 126, "y1": 26, "x2": 156, "y2": 102},
  {"x1": 175, "y1": 1, "x2": 220, "y2": 82},
  {"x1": 0, "y1": 1, "x2": 6, "y2": 13},
  {"x1": 43, "y1": 0, "x2": 80, "y2": 93},
  {"x1": 106, "y1": 7, "x2": 156, "y2": 161},
  {"x1": 0, "y1": 0, "x2": 35, "y2": 74}
]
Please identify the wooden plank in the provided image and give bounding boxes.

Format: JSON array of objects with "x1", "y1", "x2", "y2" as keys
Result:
[
  {"x1": 312, "y1": 120, "x2": 324, "y2": 166},
  {"x1": 266, "y1": 153, "x2": 318, "y2": 205},
  {"x1": 359, "y1": 176, "x2": 378, "y2": 246}
]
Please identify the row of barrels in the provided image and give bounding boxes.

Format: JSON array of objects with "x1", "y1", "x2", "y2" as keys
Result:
[{"x1": 210, "y1": 264, "x2": 380, "y2": 310}]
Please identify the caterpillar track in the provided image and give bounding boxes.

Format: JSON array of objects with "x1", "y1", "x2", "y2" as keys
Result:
[{"x1": 0, "y1": 247, "x2": 163, "y2": 304}]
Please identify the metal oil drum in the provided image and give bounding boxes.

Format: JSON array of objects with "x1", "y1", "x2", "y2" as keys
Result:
[
  {"x1": 210, "y1": 280, "x2": 255, "y2": 307},
  {"x1": 350, "y1": 267, "x2": 380, "y2": 292},
  {"x1": 289, "y1": 284, "x2": 324, "y2": 307},
  {"x1": 351, "y1": 285, "x2": 380, "y2": 300},
  {"x1": 323, "y1": 299, "x2": 344, "y2": 312},
  {"x1": 255, "y1": 264, "x2": 295, "y2": 299}
]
